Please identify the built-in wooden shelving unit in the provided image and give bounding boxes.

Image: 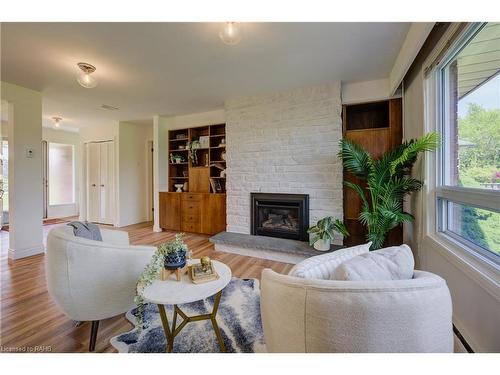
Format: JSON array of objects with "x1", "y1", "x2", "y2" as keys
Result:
[{"x1": 168, "y1": 123, "x2": 226, "y2": 193}]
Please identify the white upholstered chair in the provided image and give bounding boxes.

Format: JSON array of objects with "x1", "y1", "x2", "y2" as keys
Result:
[
  {"x1": 260, "y1": 246, "x2": 453, "y2": 353},
  {"x1": 46, "y1": 226, "x2": 155, "y2": 351}
]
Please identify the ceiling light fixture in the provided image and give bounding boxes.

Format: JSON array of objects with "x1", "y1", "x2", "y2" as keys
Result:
[
  {"x1": 77, "y1": 62, "x2": 98, "y2": 88},
  {"x1": 219, "y1": 22, "x2": 242, "y2": 46},
  {"x1": 52, "y1": 116, "x2": 62, "y2": 128}
]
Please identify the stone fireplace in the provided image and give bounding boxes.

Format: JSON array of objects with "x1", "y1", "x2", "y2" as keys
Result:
[
  {"x1": 251, "y1": 193, "x2": 309, "y2": 241},
  {"x1": 224, "y1": 82, "x2": 343, "y2": 244}
]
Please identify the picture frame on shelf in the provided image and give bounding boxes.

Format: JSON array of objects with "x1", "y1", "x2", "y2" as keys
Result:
[
  {"x1": 209, "y1": 177, "x2": 223, "y2": 193},
  {"x1": 199, "y1": 135, "x2": 209, "y2": 148}
]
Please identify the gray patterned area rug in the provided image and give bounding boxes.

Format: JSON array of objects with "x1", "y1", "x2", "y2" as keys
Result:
[{"x1": 110, "y1": 278, "x2": 266, "y2": 353}]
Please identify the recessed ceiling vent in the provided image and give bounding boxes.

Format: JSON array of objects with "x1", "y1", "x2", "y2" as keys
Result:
[{"x1": 101, "y1": 104, "x2": 119, "y2": 110}]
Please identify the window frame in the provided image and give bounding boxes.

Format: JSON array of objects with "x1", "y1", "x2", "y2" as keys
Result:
[{"x1": 423, "y1": 22, "x2": 500, "y2": 271}]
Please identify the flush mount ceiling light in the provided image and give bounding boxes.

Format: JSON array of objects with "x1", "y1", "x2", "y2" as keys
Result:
[
  {"x1": 77, "y1": 62, "x2": 98, "y2": 88},
  {"x1": 219, "y1": 22, "x2": 242, "y2": 46},
  {"x1": 52, "y1": 116, "x2": 62, "y2": 128}
]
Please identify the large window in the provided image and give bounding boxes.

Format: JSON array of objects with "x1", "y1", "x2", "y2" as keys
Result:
[
  {"x1": 49, "y1": 142, "x2": 75, "y2": 205},
  {"x1": 437, "y1": 23, "x2": 500, "y2": 263}
]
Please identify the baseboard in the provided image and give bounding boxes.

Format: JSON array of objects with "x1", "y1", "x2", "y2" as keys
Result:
[{"x1": 8, "y1": 244, "x2": 45, "y2": 260}]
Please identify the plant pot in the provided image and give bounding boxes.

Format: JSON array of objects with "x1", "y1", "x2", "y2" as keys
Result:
[
  {"x1": 313, "y1": 238, "x2": 331, "y2": 251},
  {"x1": 164, "y1": 250, "x2": 187, "y2": 270}
]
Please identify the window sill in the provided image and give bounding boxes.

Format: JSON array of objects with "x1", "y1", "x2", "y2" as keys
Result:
[{"x1": 422, "y1": 232, "x2": 500, "y2": 301}]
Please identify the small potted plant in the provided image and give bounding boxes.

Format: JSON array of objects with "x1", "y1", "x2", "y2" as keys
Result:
[
  {"x1": 161, "y1": 235, "x2": 188, "y2": 270},
  {"x1": 308, "y1": 216, "x2": 349, "y2": 251},
  {"x1": 170, "y1": 153, "x2": 184, "y2": 164},
  {"x1": 187, "y1": 140, "x2": 201, "y2": 166}
]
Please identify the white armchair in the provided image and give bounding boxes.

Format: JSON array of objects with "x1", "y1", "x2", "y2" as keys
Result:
[
  {"x1": 261, "y1": 246, "x2": 453, "y2": 353},
  {"x1": 46, "y1": 226, "x2": 155, "y2": 351}
]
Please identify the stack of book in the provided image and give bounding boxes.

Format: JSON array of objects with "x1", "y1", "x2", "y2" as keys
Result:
[{"x1": 189, "y1": 262, "x2": 219, "y2": 284}]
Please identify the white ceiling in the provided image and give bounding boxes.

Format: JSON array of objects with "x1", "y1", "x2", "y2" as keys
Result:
[{"x1": 1, "y1": 22, "x2": 410, "y2": 130}]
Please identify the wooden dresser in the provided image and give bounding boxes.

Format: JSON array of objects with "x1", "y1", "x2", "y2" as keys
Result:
[
  {"x1": 159, "y1": 122, "x2": 227, "y2": 235},
  {"x1": 159, "y1": 192, "x2": 226, "y2": 235}
]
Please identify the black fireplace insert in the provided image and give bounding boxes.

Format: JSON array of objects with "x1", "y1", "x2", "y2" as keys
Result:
[{"x1": 250, "y1": 193, "x2": 309, "y2": 241}]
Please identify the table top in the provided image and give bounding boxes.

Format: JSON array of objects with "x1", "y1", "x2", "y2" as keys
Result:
[{"x1": 141, "y1": 259, "x2": 232, "y2": 305}]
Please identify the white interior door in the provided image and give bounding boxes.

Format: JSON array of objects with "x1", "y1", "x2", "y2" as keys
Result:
[
  {"x1": 87, "y1": 142, "x2": 101, "y2": 222},
  {"x1": 99, "y1": 141, "x2": 115, "y2": 225},
  {"x1": 86, "y1": 141, "x2": 115, "y2": 225}
]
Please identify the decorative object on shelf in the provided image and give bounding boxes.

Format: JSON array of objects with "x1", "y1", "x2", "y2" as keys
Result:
[
  {"x1": 339, "y1": 132, "x2": 440, "y2": 249},
  {"x1": 178, "y1": 145, "x2": 185, "y2": 150},
  {"x1": 183, "y1": 182, "x2": 189, "y2": 192},
  {"x1": 187, "y1": 140, "x2": 201, "y2": 166},
  {"x1": 209, "y1": 177, "x2": 223, "y2": 193},
  {"x1": 174, "y1": 184, "x2": 184, "y2": 192},
  {"x1": 221, "y1": 151, "x2": 226, "y2": 161},
  {"x1": 170, "y1": 153, "x2": 185, "y2": 164},
  {"x1": 220, "y1": 138, "x2": 225, "y2": 145},
  {"x1": 204, "y1": 154, "x2": 209, "y2": 167},
  {"x1": 76, "y1": 62, "x2": 98, "y2": 88},
  {"x1": 220, "y1": 169, "x2": 226, "y2": 178},
  {"x1": 176, "y1": 134, "x2": 187, "y2": 140},
  {"x1": 182, "y1": 170, "x2": 188, "y2": 177},
  {"x1": 219, "y1": 22, "x2": 242, "y2": 46},
  {"x1": 135, "y1": 234, "x2": 190, "y2": 329},
  {"x1": 210, "y1": 162, "x2": 225, "y2": 170},
  {"x1": 199, "y1": 135, "x2": 209, "y2": 148},
  {"x1": 308, "y1": 216, "x2": 349, "y2": 251}
]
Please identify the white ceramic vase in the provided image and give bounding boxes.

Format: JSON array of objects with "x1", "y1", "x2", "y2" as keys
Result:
[{"x1": 313, "y1": 238, "x2": 331, "y2": 251}]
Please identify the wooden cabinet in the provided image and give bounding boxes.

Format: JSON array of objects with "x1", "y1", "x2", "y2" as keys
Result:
[
  {"x1": 342, "y1": 98, "x2": 403, "y2": 247},
  {"x1": 159, "y1": 192, "x2": 181, "y2": 231},
  {"x1": 159, "y1": 192, "x2": 226, "y2": 235}
]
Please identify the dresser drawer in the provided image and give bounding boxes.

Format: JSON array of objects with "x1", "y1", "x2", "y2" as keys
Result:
[
  {"x1": 181, "y1": 200, "x2": 201, "y2": 213},
  {"x1": 181, "y1": 221, "x2": 201, "y2": 233},
  {"x1": 182, "y1": 214, "x2": 200, "y2": 223},
  {"x1": 182, "y1": 193, "x2": 202, "y2": 202}
]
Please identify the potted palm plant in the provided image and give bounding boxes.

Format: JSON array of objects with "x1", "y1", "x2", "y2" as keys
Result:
[
  {"x1": 308, "y1": 216, "x2": 349, "y2": 251},
  {"x1": 338, "y1": 132, "x2": 440, "y2": 250}
]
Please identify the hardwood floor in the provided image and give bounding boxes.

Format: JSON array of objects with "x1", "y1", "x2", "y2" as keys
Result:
[{"x1": 0, "y1": 222, "x2": 293, "y2": 353}]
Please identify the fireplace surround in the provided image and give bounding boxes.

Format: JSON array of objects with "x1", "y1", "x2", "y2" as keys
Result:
[{"x1": 250, "y1": 193, "x2": 309, "y2": 241}]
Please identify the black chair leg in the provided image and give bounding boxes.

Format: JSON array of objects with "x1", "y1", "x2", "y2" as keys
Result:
[{"x1": 89, "y1": 320, "x2": 100, "y2": 352}]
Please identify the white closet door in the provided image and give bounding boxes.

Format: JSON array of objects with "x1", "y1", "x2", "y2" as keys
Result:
[
  {"x1": 99, "y1": 141, "x2": 115, "y2": 224},
  {"x1": 87, "y1": 142, "x2": 101, "y2": 222}
]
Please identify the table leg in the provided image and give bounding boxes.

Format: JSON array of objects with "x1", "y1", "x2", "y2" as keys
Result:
[
  {"x1": 158, "y1": 304, "x2": 174, "y2": 353},
  {"x1": 157, "y1": 290, "x2": 226, "y2": 353},
  {"x1": 210, "y1": 291, "x2": 225, "y2": 352}
]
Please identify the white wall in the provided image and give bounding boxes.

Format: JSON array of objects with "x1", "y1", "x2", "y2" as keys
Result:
[
  {"x1": 341, "y1": 78, "x2": 392, "y2": 104},
  {"x1": 225, "y1": 82, "x2": 343, "y2": 241},
  {"x1": 1, "y1": 81, "x2": 43, "y2": 259},
  {"x1": 42, "y1": 127, "x2": 81, "y2": 219},
  {"x1": 117, "y1": 121, "x2": 153, "y2": 227},
  {"x1": 152, "y1": 110, "x2": 225, "y2": 231},
  {"x1": 390, "y1": 23, "x2": 435, "y2": 95},
  {"x1": 402, "y1": 24, "x2": 499, "y2": 352}
]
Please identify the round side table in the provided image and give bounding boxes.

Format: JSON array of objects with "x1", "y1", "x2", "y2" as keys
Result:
[{"x1": 141, "y1": 259, "x2": 232, "y2": 352}]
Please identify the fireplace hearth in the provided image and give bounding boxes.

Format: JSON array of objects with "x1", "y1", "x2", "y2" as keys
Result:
[{"x1": 251, "y1": 193, "x2": 309, "y2": 241}]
